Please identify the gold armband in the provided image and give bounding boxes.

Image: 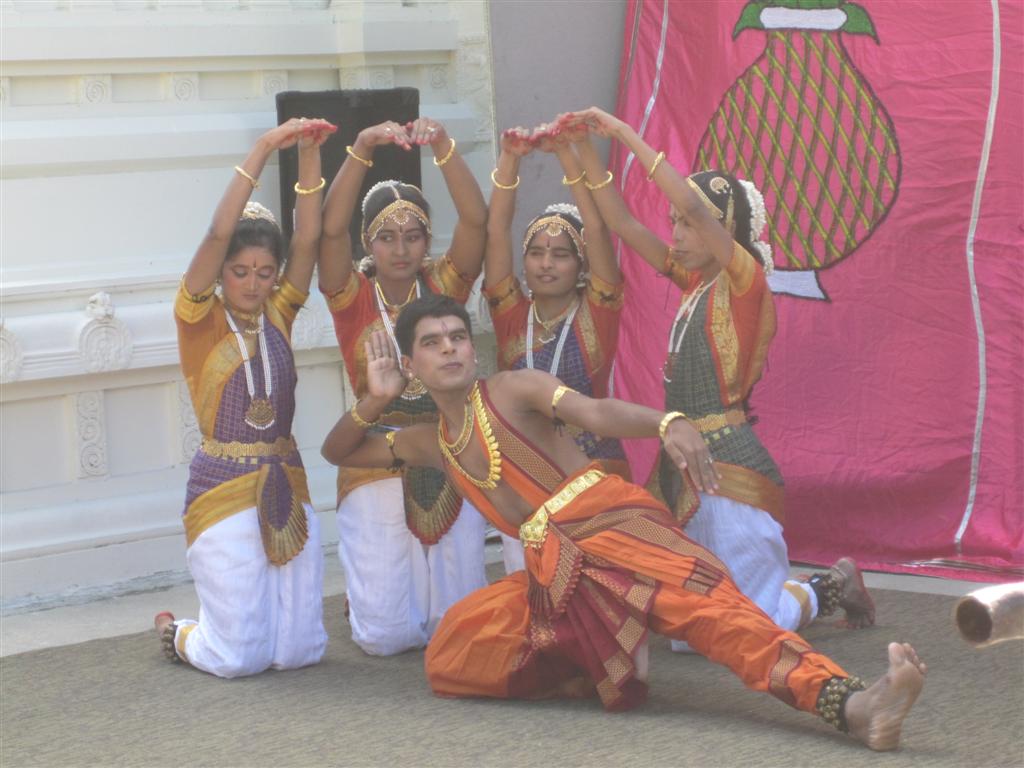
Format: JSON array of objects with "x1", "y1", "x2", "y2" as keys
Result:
[
  {"x1": 584, "y1": 170, "x2": 614, "y2": 191},
  {"x1": 294, "y1": 177, "x2": 326, "y2": 195},
  {"x1": 646, "y1": 151, "x2": 666, "y2": 181}
]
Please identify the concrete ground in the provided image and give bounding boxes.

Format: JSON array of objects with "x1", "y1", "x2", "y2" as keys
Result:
[{"x1": 1, "y1": 545, "x2": 980, "y2": 658}]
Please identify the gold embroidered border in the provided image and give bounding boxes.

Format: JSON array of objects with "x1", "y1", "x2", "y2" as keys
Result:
[
  {"x1": 183, "y1": 467, "x2": 311, "y2": 548},
  {"x1": 716, "y1": 463, "x2": 785, "y2": 525},
  {"x1": 710, "y1": 274, "x2": 741, "y2": 404},
  {"x1": 324, "y1": 271, "x2": 362, "y2": 313},
  {"x1": 768, "y1": 638, "x2": 812, "y2": 707},
  {"x1": 201, "y1": 436, "x2": 296, "y2": 461},
  {"x1": 519, "y1": 469, "x2": 605, "y2": 548},
  {"x1": 195, "y1": 329, "x2": 245, "y2": 436},
  {"x1": 482, "y1": 273, "x2": 524, "y2": 318},
  {"x1": 429, "y1": 252, "x2": 476, "y2": 303},
  {"x1": 783, "y1": 581, "x2": 813, "y2": 629},
  {"x1": 176, "y1": 623, "x2": 197, "y2": 663},
  {"x1": 174, "y1": 280, "x2": 216, "y2": 324},
  {"x1": 726, "y1": 241, "x2": 756, "y2": 295},
  {"x1": 585, "y1": 272, "x2": 624, "y2": 310}
]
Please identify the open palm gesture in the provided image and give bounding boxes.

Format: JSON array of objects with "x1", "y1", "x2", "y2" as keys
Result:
[{"x1": 365, "y1": 330, "x2": 410, "y2": 401}]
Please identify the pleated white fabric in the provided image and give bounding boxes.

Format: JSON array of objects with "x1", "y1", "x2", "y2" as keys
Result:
[
  {"x1": 500, "y1": 532, "x2": 525, "y2": 574},
  {"x1": 671, "y1": 493, "x2": 816, "y2": 652},
  {"x1": 178, "y1": 504, "x2": 327, "y2": 677},
  {"x1": 336, "y1": 477, "x2": 487, "y2": 656}
]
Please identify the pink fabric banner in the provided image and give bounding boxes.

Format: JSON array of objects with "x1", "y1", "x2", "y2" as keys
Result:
[{"x1": 611, "y1": 0, "x2": 1023, "y2": 580}]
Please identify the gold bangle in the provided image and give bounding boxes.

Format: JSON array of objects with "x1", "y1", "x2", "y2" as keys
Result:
[
  {"x1": 491, "y1": 168, "x2": 520, "y2": 190},
  {"x1": 646, "y1": 151, "x2": 666, "y2": 181},
  {"x1": 584, "y1": 170, "x2": 614, "y2": 191},
  {"x1": 294, "y1": 177, "x2": 326, "y2": 196},
  {"x1": 234, "y1": 166, "x2": 260, "y2": 190},
  {"x1": 658, "y1": 411, "x2": 688, "y2": 441},
  {"x1": 350, "y1": 400, "x2": 379, "y2": 429},
  {"x1": 433, "y1": 137, "x2": 456, "y2": 167},
  {"x1": 562, "y1": 170, "x2": 586, "y2": 186},
  {"x1": 346, "y1": 145, "x2": 373, "y2": 168}
]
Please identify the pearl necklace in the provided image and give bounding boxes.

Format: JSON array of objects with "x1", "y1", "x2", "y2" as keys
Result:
[
  {"x1": 525, "y1": 298, "x2": 579, "y2": 375},
  {"x1": 663, "y1": 280, "x2": 712, "y2": 384},
  {"x1": 225, "y1": 310, "x2": 275, "y2": 430},
  {"x1": 374, "y1": 278, "x2": 425, "y2": 399}
]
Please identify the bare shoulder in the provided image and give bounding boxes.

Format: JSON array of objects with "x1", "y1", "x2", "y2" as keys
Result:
[{"x1": 483, "y1": 369, "x2": 560, "y2": 416}]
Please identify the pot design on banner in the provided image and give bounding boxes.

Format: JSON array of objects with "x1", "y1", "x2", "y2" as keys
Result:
[{"x1": 694, "y1": 0, "x2": 901, "y2": 300}]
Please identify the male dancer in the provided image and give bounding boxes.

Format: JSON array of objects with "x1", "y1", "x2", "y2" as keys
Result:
[{"x1": 321, "y1": 295, "x2": 925, "y2": 751}]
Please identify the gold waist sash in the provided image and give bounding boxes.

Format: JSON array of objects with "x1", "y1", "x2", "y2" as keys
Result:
[
  {"x1": 519, "y1": 469, "x2": 606, "y2": 549},
  {"x1": 691, "y1": 409, "x2": 746, "y2": 434},
  {"x1": 201, "y1": 436, "x2": 297, "y2": 462}
]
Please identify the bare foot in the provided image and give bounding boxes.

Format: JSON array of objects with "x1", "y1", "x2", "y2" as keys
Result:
[
  {"x1": 154, "y1": 610, "x2": 174, "y2": 634},
  {"x1": 832, "y1": 557, "x2": 875, "y2": 628},
  {"x1": 845, "y1": 642, "x2": 926, "y2": 751}
]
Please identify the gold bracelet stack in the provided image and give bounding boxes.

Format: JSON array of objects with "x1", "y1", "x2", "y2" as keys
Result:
[
  {"x1": 584, "y1": 170, "x2": 614, "y2": 191},
  {"x1": 433, "y1": 137, "x2": 456, "y2": 167},
  {"x1": 350, "y1": 401, "x2": 379, "y2": 429},
  {"x1": 562, "y1": 170, "x2": 586, "y2": 186},
  {"x1": 234, "y1": 166, "x2": 260, "y2": 189},
  {"x1": 491, "y1": 169, "x2": 520, "y2": 190},
  {"x1": 658, "y1": 411, "x2": 688, "y2": 441},
  {"x1": 346, "y1": 145, "x2": 373, "y2": 168},
  {"x1": 647, "y1": 151, "x2": 666, "y2": 181},
  {"x1": 294, "y1": 177, "x2": 326, "y2": 195}
]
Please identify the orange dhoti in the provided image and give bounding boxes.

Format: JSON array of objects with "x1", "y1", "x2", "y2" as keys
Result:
[{"x1": 426, "y1": 468, "x2": 846, "y2": 713}]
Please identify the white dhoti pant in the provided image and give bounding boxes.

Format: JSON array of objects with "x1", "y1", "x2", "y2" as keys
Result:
[
  {"x1": 671, "y1": 494, "x2": 816, "y2": 652},
  {"x1": 336, "y1": 477, "x2": 487, "y2": 656},
  {"x1": 500, "y1": 532, "x2": 525, "y2": 574},
  {"x1": 177, "y1": 504, "x2": 327, "y2": 677}
]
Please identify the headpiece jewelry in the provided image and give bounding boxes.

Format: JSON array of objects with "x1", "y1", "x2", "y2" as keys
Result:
[
  {"x1": 738, "y1": 179, "x2": 774, "y2": 275},
  {"x1": 522, "y1": 204, "x2": 585, "y2": 262},
  {"x1": 360, "y1": 180, "x2": 431, "y2": 252},
  {"x1": 240, "y1": 201, "x2": 279, "y2": 228},
  {"x1": 685, "y1": 174, "x2": 735, "y2": 234}
]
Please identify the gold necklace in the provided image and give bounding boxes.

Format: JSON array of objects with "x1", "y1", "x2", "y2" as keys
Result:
[
  {"x1": 439, "y1": 400, "x2": 474, "y2": 455},
  {"x1": 226, "y1": 305, "x2": 264, "y2": 336},
  {"x1": 438, "y1": 383, "x2": 501, "y2": 489},
  {"x1": 374, "y1": 279, "x2": 417, "y2": 311},
  {"x1": 530, "y1": 298, "x2": 578, "y2": 344}
]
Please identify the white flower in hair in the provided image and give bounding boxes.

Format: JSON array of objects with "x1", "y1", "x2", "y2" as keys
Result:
[
  {"x1": 738, "y1": 179, "x2": 774, "y2": 275},
  {"x1": 361, "y1": 179, "x2": 403, "y2": 216},
  {"x1": 545, "y1": 202, "x2": 581, "y2": 219}
]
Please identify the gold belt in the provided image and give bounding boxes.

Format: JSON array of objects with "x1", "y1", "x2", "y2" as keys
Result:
[
  {"x1": 519, "y1": 469, "x2": 606, "y2": 549},
  {"x1": 691, "y1": 409, "x2": 746, "y2": 434},
  {"x1": 201, "y1": 436, "x2": 297, "y2": 462}
]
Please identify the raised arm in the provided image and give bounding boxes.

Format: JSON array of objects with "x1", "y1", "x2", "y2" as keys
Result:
[
  {"x1": 507, "y1": 368, "x2": 719, "y2": 493},
  {"x1": 408, "y1": 117, "x2": 488, "y2": 279},
  {"x1": 570, "y1": 107, "x2": 734, "y2": 272},
  {"x1": 282, "y1": 119, "x2": 336, "y2": 293},
  {"x1": 321, "y1": 330, "x2": 442, "y2": 470},
  {"x1": 483, "y1": 128, "x2": 533, "y2": 290},
  {"x1": 537, "y1": 121, "x2": 620, "y2": 286},
  {"x1": 184, "y1": 118, "x2": 320, "y2": 296},
  {"x1": 318, "y1": 121, "x2": 412, "y2": 295}
]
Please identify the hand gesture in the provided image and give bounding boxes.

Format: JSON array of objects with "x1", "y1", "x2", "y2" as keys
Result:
[
  {"x1": 500, "y1": 127, "x2": 534, "y2": 157},
  {"x1": 565, "y1": 107, "x2": 627, "y2": 139},
  {"x1": 297, "y1": 118, "x2": 337, "y2": 149},
  {"x1": 662, "y1": 417, "x2": 721, "y2": 494},
  {"x1": 260, "y1": 117, "x2": 333, "y2": 151},
  {"x1": 406, "y1": 117, "x2": 449, "y2": 149},
  {"x1": 530, "y1": 121, "x2": 565, "y2": 153},
  {"x1": 554, "y1": 112, "x2": 589, "y2": 144},
  {"x1": 358, "y1": 120, "x2": 413, "y2": 151},
  {"x1": 365, "y1": 330, "x2": 411, "y2": 401}
]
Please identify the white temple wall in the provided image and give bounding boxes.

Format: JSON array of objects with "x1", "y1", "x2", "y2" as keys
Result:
[{"x1": 0, "y1": 0, "x2": 498, "y2": 605}]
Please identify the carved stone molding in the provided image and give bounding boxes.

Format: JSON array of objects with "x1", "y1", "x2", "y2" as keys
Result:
[
  {"x1": 339, "y1": 66, "x2": 394, "y2": 90},
  {"x1": 262, "y1": 70, "x2": 288, "y2": 96},
  {"x1": 0, "y1": 77, "x2": 9, "y2": 106},
  {"x1": 456, "y1": 35, "x2": 493, "y2": 142},
  {"x1": 79, "y1": 75, "x2": 112, "y2": 104},
  {"x1": 78, "y1": 292, "x2": 134, "y2": 373},
  {"x1": 0, "y1": 324, "x2": 24, "y2": 384},
  {"x1": 177, "y1": 380, "x2": 201, "y2": 463},
  {"x1": 291, "y1": 302, "x2": 325, "y2": 351},
  {"x1": 429, "y1": 65, "x2": 449, "y2": 91},
  {"x1": 75, "y1": 391, "x2": 108, "y2": 478},
  {"x1": 171, "y1": 73, "x2": 199, "y2": 102}
]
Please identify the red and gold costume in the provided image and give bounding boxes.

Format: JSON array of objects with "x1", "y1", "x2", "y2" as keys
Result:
[{"x1": 425, "y1": 381, "x2": 847, "y2": 713}]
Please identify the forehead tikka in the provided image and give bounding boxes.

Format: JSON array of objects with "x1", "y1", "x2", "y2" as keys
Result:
[
  {"x1": 522, "y1": 215, "x2": 585, "y2": 261},
  {"x1": 361, "y1": 199, "x2": 432, "y2": 251}
]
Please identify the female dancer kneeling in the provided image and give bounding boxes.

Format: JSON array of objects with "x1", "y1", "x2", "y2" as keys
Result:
[
  {"x1": 317, "y1": 117, "x2": 489, "y2": 655},
  {"x1": 483, "y1": 122, "x2": 628, "y2": 572},
  {"x1": 156, "y1": 117, "x2": 335, "y2": 676},
  {"x1": 565, "y1": 107, "x2": 874, "y2": 642}
]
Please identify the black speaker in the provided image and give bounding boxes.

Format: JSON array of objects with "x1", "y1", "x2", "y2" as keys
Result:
[{"x1": 275, "y1": 88, "x2": 421, "y2": 254}]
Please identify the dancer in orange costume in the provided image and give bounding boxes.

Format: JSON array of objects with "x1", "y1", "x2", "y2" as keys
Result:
[{"x1": 321, "y1": 295, "x2": 926, "y2": 750}]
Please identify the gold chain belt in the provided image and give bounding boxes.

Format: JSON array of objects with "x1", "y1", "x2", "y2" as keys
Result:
[
  {"x1": 201, "y1": 436, "x2": 297, "y2": 461},
  {"x1": 691, "y1": 409, "x2": 746, "y2": 434},
  {"x1": 519, "y1": 469, "x2": 606, "y2": 549}
]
